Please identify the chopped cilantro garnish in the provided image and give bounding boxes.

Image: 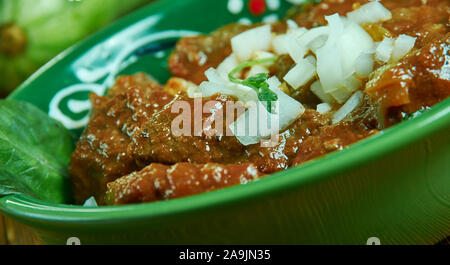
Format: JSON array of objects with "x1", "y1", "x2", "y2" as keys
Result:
[{"x1": 228, "y1": 57, "x2": 278, "y2": 113}]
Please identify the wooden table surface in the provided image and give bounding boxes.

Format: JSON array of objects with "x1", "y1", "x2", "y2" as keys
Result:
[
  {"x1": 0, "y1": 213, "x2": 447, "y2": 245},
  {"x1": 0, "y1": 214, "x2": 42, "y2": 245},
  {"x1": 0, "y1": 214, "x2": 6, "y2": 245}
]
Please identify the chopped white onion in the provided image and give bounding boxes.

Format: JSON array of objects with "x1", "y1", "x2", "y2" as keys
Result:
[
  {"x1": 310, "y1": 80, "x2": 336, "y2": 105},
  {"x1": 187, "y1": 85, "x2": 201, "y2": 98},
  {"x1": 297, "y1": 26, "x2": 329, "y2": 53},
  {"x1": 338, "y1": 21, "x2": 375, "y2": 77},
  {"x1": 287, "y1": 27, "x2": 308, "y2": 38},
  {"x1": 347, "y1": 1, "x2": 392, "y2": 24},
  {"x1": 286, "y1": 34, "x2": 308, "y2": 63},
  {"x1": 329, "y1": 87, "x2": 352, "y2": 104},
  {"x1": 272, "y1": 34, "x2": 289, "y2": 55},
  {"x1": 200, "y1": 68, "x2": 258, "y2": 103},
  {"x1": 305, "y1": 55, "x2": 316, "y2": 65},
  {"x1": 217, "y1": 53, "x2": 239, "y2": 78},
  {"x1": 355, "y1": 52, "x2": 374, "y2": 77},
  {"x1": 272, "y1": 28, "x2": 308, "y2": 58},
  {"x1": 204, "y1": 68, "x2": 227, "y2": 84},
  {"x1": 315, "y1": 14, "x2": 373, "y2": 95},
  {"x1": 231, "y1": 25, "x2": 272, "y2": 62},
  {"x1": 309, "y1": 35, "x2": 328, "y2": 54},
  {"x1": 287, "y1": 19, "x2": 299, "y2": 30},
  {"x1": 332, "y1": 90, "x2": 363, "y2": 124},
  {"x1": 83, "y1": 196, "x2": 98, "y2": 207},
  {"x1": 244, "y1": 51, "x2": 274, "y2": 78},
  {"x1": 316, "y1": 14, "x2": 345, "y2": 93},
  {"x1": 317, "y1": 103, "x2": 332, "y2": 114},
  {"x1": 391, "y1": 34, "x2": 416, "y2": 62},
  {"x1": 342, "y1": 75, "x2": 363, "y2": 93},
  {"x1": 246, "y1": 64, "x2": 269, "y2": 78},
  {"x1": 198, "y1": 81, "x2": 233, "y2": 97},
  {"x1": 283, "y1": 58, "x2": 316, "y2": 89},
  {"x1": 376, "y1": 37, "x2": 394, "y2": 63},
  {"x1": 252, "y1": 51, "x2": 276, "y2": 65},
  {"x1": 266, "y1": 77, "x2": 305, "y2": 121},
  {"x1": 199, "y1": 81, "x2": 259, "y2": 104},
  {"x1": 230, "y1": 101, "x2": 272, "y2": 146},
  {"x1": 230, "y1": 77, "x2": 305, "y2": 146},
  {"x1": 198, "y1": 1, "x2": 405, "y2": 145}
]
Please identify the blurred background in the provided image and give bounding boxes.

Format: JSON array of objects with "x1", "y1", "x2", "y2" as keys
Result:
[
  {"x1": 0, "y1": 0, "x2": 158, "y2": 245},
  {"x1": 0, "y1": 0, "x2": 158, "y2": 98}
]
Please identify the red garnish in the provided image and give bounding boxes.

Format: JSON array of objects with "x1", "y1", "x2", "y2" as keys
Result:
[{"x1": 249, "y1": 0, "x2": 266, "y2": 16}]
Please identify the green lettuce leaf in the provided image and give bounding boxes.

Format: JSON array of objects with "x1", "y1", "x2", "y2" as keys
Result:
[{"x1": 0, "y1": 99, "x2": 74, "y2": 203}]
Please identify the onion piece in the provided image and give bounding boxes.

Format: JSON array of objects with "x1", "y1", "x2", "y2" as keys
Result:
[
  {"x1": 246, "y1": 64, "x2": 269, "y2": 78},
  {"x1": 272, "y1": 27, "x2": 308, "y2": 58},
  {"x1": 198, "y1": 81, "x2": 233, "y2": 97},
  {"x1": 297, "y1": 26, "x2": 329, "y2": 53},
  {"x1": 316, "y1": 14, "x2": 345, "y2": 93},
  {"x1": 217, "y1": 53, "x2": 239, "y2": 78},
  {"x1": 376, "y1": 37, "x2": 394, "y2": 63},
  {"x1": 338, "y1": 21, "x2": 375, "y2": 77},
  {"x1": 347, "y1": 1, "x2": 392, "y2": 24},
  {"x1": 355, "y1": 52, "x2": 374, "y2": 77},
  {"x1": 204, "y1": 67, "x2": 227, "y2": 84},
  {"x1": 283, "y1": 27, "x2": 309, "y2": 62},
  {"x1": 272, "y1": 34, "x2": 289, "y2": 55},
  {"x1": 310, "y1": 80, "x2": 336, "y2": 105},
  {"x1": 391, "y1": 34, "x2": 416, "y2": 62},
  {"x1": 252, "y1": 51, "x2": 276, "y2": 65},
  {"x1": 342, "y1": 75, "x2": 363, "y2": 93},
  {"x1": 317, "y1": 103, "x2": 332, "y2": 114},
  {"x1": 231, "y1": 25, "x2": 272, "y2": 62},
  {"x1": 83, "y1": 196, "x2": 98, "y2": 207},
  {"x1": 329, "y1": 87, "x2": 352, "y2": 104},
  {"x1": 286, "y1": 34, "x2": 308, "y2": 63},
  {"x1": 230, "y1": 77, "x2": 305, "y2": 146},
  {"x1": 187, "y1": 85, "x2": 201, "y2": 98},
  {"x1": 287, "y1": 27, "x2": 308, "y2": 38},
  {"x1": 266, "y1": 77, "x2": 305, "y2": 120},
  {"x1": 199, "y1": 81, "x2": 258, "y2": 103},
  {"x1": 332, "y1": 90, "x2": 363, "y2": 124},
  {"x1": 230, "y1": 101, "x2": 276, "y2": 146},
  {"x1": 283, "y1": 58, "x2": 316, "y2": 89},
  {"x1": 287, "y1": 19, "x2": 299, "y2": 30},
  {"x1": 315, "y1": 15, "x2": 373, "y2": 94},
  {"x1": 200, "y1": 68, "x2": 258, "y2": 103},
  {"x1": 309, "y1": 35, "x2": 328, "y2": 54}
]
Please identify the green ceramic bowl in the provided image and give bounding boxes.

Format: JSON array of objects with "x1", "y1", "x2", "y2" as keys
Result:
[{"x1": 1, "y1": 0, "x2": 449, "y2": 245}]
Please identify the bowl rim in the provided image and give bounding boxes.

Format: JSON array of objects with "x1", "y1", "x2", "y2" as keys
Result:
[{"x1": 1, "y1": 0, "x2": 450, "y2": 226}]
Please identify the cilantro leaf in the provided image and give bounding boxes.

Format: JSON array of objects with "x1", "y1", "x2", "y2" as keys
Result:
[{"x1": 228, "y1": 57, "x2": 278, "y2": 113}]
